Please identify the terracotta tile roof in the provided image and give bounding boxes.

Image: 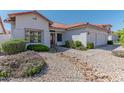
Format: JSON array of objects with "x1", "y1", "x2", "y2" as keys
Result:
[
  {"x1": 66, "y1": 23, "x2": 87, "y2": 29},
  {"x1": 50, "y1": 23, "x2": 67, "y2": 29},
  {"x1": 50, "y1": 22, "x2": 87, "y2": 29},
  {"x1": 0, "y1": 17, "x2": 6, "y2": 34},
  {"x1": 50, "y1": 22, "x2": 111, "y2": 33},
  {"x1": 89, "y1": 24, "x2": 111, "y2": 33}
]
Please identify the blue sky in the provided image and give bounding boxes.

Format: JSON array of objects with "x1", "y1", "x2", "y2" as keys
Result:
[{"x1": 1, "y1": 10, "x2": 124, "y2": 31}]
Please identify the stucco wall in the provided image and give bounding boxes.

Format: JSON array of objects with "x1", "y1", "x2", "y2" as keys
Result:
[
  {"x1": 63, "y1": 28, "x2": 87, "y2": 46},
  {"x1": 54, "y1": 27, "x2": 109, "y2": 47},
  {"x1": 12, "y1": 14, "x2": 50, "y2": 47}
]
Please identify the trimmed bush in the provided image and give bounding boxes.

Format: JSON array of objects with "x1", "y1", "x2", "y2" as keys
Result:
[
  {"x1": 112, "y1": 50, "x2": 124, "y2": 57},
  {"x1": 75, "y1": 41, "x2": 82, "y2": 47},
  {"x1": 27, "y1": 44, "x2": 49, "y2": 52},
  {"x1": 107, "y1": 40, "x2": 113, "y2": 45},
  {"x1": 87, "y1": 42, "x2": 94, "y2": 49},
  {"x1": 1, "y1": 39, "x2": 26, "y2": 55}
]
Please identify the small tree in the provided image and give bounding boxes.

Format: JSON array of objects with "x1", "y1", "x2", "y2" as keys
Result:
[
  {"x1": 115, "y1": 29, "x2": 124, "y2": 42},
  {"x1": 120, "y1": 33, "x2": 124, "y2": 47}
]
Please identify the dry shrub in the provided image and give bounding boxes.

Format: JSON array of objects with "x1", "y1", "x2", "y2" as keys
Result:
[{"x1": 0, "y1": 51, "x2": 46, "y2": 79}]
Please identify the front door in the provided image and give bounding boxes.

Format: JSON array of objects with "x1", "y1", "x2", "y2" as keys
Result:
[{"x1": 50, "y1": 33, "x2": 55, "y2": 47}]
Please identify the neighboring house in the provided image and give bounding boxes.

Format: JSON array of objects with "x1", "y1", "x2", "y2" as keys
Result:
[
  {"x1": 4, "y1": 11, "x2": 112, "y2": 47},
  {"x1": 108, "y1": 33, "x2": 118, "y2": 42},
  {"x1": 0, "y1": 17, "x2": 11, "y2": 42},
  {"x1": 0, "y1": 17, "x2": 6, "y2": 34}
]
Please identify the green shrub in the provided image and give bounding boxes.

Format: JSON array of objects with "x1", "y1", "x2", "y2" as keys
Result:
[
  {"x1": 120, "y1": 35, "x2": 124, "y2": 47},
  {"x1": 121, "y1": 43, "x2": 124, "y2": 48},
  {"x1": 107, "y1": 40, "x2": 113, "y2": 45},
  {"x1": 112, "y1": 50, "x2": 124, "y2": 57},
  {"x1": 75, "y1": 41, "x2": 82, "y2": 47},
  {"x1": 69, "y1": 40, "x2": 76, "y2": 48},
  {"x1": 0, "y1": 71, "x2": 8, "y2": 78},
  {"x1": 64, "y1": 40, "x2": 87, "y2": 51},
  {"x1": 65, "y1": 41, "x2": 70, "y2": 48},
  {"x1": 87, "y1": 42, "x2": 94, "y2": 49},
  {"x1": 25, "y1": 64, "x2": 45, "y2": 77},
  {"x1": 1, "y1": 39, "x2": 26, "y2": 55},
  {"x1": 65, "y1": 40, "x2": 76, "y2": 48},
  {"x1": 27, "y1": 44, "x2": 49, "y2": 52}
]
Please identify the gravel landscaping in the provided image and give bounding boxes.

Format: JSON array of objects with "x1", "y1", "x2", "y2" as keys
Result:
[
  {"x1": 1, "y1": 45, "x2": 124, "y2": 82},
  {"x1": 5, "y1": 52, "x2": 85, "y2": 82},
  {"x1": 57, "y1": 45, "x2": 124, "y2": 81},
  {"x1": 3, "y1": 48, "x2": 111, "y2": 82}
]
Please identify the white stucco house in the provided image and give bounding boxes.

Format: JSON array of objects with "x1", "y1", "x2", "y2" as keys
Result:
[{"x1": 4, "y1": 11, "x2": 112, "y2": 48}]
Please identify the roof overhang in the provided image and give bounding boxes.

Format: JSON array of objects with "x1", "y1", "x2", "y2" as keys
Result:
[{"x1": 50, "y1": 22, "x2": 111, "y2": 33}]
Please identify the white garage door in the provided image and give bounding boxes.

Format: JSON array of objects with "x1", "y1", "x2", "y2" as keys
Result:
[
  {"x1": 87, "y1": 31, "x2": 107, "y2": 47},
  {"x1": 96, "y1": 32, "x2": 107, "y2": 46}
]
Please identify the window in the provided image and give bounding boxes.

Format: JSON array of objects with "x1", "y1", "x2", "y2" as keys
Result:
[
  {"x1": 25, "y1": 28, "x2": 41, "y2": 43},
  {"x1": 57, "y1": 33, "x2": 62, "y2": 42}
]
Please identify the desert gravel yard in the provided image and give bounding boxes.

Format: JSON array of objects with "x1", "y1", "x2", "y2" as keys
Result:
[
  {"x1": 1, "y1": 45, "x2": 124, "y2": 82},
  {"x1": 6, "y1": 52, "x2": 87, "y2": 82},
  {"x1": 5, "y1": 52, "x2": 86, "y2": 82},
  {"x1": 7, "y1": 52, "x2": 110, "y2": 82},
  {"x1": 57, "y1": 45, "x2": 124, "y2": 81}
]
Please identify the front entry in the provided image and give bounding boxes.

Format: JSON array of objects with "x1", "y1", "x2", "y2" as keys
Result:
[{"x1": 50, "y1": 33, "x2": 56, "y2": 47}]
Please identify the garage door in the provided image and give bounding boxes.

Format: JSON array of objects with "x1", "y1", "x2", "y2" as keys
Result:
[{"x1": 96, "y1": 32, "x2": 107, "y2": 46}]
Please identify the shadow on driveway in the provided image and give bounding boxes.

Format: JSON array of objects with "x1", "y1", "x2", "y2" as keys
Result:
[{"x1": 95, "y1": 44, "x2": 120, "y2": 51}]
